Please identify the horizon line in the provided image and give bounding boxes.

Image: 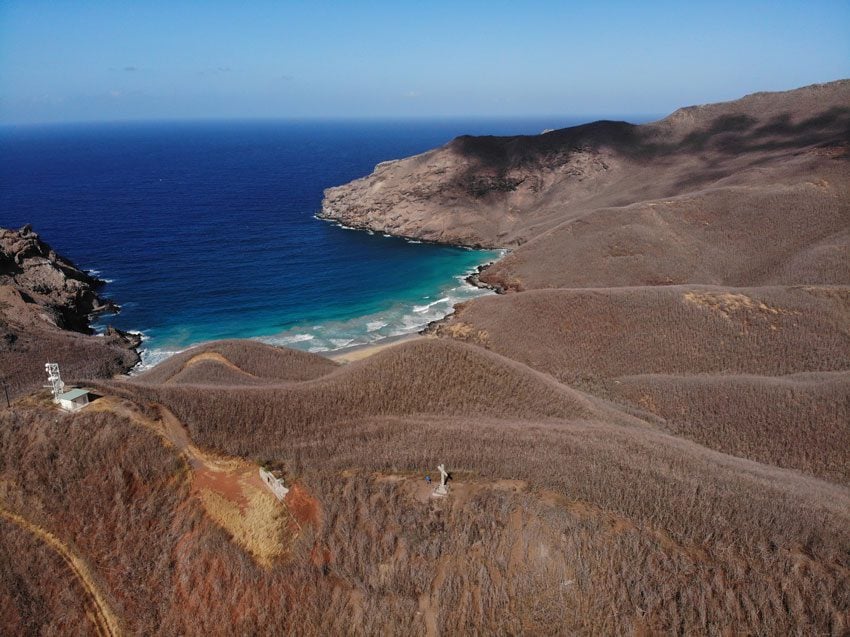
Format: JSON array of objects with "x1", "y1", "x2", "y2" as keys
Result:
[{"x1": 0, "y1": 112, "x2": 666, "y2": 129}]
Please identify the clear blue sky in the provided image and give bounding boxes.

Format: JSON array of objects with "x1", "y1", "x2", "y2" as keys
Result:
[{"x1": 1, "y1": 0, "x2": 848, "y2": 124}]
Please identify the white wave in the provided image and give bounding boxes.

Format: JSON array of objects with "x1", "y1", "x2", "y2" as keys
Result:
[
  {"x1": 133, "y1": 347, "x2": 185, "y2": 373},
  {"x1": 271, "y1": 333, "x2": 315, "y2": 344},
  {"x1": 413, "y1": 297, "x2": 450, "y2": 313},
  {"x1": 128, "y1": 249, "x2": 505, "y2": 370},
  {"x1": 329, "y1": 338, "x2": 355, "y2": 348}
]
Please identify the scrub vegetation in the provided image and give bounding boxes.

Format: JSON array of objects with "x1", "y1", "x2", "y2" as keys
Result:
[{"x1": 2, "y1": 81, "x2": 850, "y2": 635}]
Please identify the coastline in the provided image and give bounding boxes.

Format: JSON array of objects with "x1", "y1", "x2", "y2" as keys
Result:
[
  {"x1": 128, "y1": 247, "x2": 505, "y2": 371},
  {"x1": 314, "y1": 212, "x2": 503, "y2": 251},
  {"x1": 327, "y1": 333, "x2": 425, "y2": 363}
]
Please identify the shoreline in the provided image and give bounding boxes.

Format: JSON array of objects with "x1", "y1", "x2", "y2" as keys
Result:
[
  {"x1": 314, "y1": 212, "x2": 506, "y2": 251},
  {"x1": 130, "y1": 245, "x2": 506, "y2": 371},
  {"x1": 326, "y1": 333, "x2": 425, "y2": 363},
  {"x1": 116, "y1": 216, "x2": 510, "y2": 374}
]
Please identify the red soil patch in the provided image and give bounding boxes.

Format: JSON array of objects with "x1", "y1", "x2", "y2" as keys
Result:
[
  {"x1": 192, "y1": 462, "x2": 265, "y2": 513},
  {"x1": 285, "y1": 484, "x2": 322, "y2": 527}
]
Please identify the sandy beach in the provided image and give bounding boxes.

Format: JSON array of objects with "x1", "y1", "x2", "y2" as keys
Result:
[{"x1": 327, "y1": 333, "x2": 425, "y2": 363}]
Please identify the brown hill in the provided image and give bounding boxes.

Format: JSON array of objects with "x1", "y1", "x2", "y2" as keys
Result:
[
  {"x1": 134, "y1": 338, "x2": 339, "y2": 385},
  {"x1": 429, "y1": 284, "x2": 850, "y2": 383},
  {"x1": 605, "y1": 370, "x2": 850, "y2": 485},
  {"x1": 5, "y1": 339, "x2": 850, "y2": 634},
  {"x1": 320, "y1": 80, "x2": 849, "y2": 253},
  {"x1": 4, "y1": 82, "x2": 850, "y2": 635},
  {"x1": 112, "y1": 338, "x2": 614, "y2": 458},
  {"x1": 0, "y1": 226, "x2": 140, "y2": 398}
]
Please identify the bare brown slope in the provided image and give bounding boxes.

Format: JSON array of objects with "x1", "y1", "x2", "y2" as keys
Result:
[
  {"x1": 5, "y1": 398, "x2": 850, "y2": 634},
  {"x1": 100, "y1": 363, "x2": 850, "y2": 634},
  {"x1": 432, "y1": 284, "x2": 850, "y2": 384},
  {"x1": 7, "y1": 334, "x2": 850, "y2": 635},
  {"x1": 483, "y1": 156, "x2": 850, "y2": 290},
  {"x1": 0, "y1": 408, "x2": 192, "y2": 634},
  {"x1": 165, "y1": 358, "x2": 275, "y2": 386},
  {"x1": 603, "y1": 371, "x2": 850, "y2": 485},
  {"x1": 320, "y1": 80, "x2": 849, "y2": 255},
  {"x1": 0, "y1": 517, "x2": 100, "y2": 635},
  {"x1": 134, "y1": 338, "x2": 339, "y2": 384},
  {"x1": 0, "y1": 226, "x2": 140, "y2": 398},
  {"x1": 112, "y1": 339, "x2": 613, "y2": 459}
]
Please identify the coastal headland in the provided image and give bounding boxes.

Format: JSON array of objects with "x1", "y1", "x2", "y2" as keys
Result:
[
  {"x1": 0, "y1": 225, "x2": 140, "y2": 399},
  {"x1": 1, "y1": 81, "x2": 849, "y2": 634}
]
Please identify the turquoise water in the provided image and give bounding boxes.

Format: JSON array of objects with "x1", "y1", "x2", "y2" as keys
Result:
[{"x1": 0, "y1": 118, "x2": 587, "y2": 366}]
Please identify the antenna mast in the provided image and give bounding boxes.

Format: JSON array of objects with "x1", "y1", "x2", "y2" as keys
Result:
[{"x1": 44, "y1": 363, "x2": 65, "y2": 403}]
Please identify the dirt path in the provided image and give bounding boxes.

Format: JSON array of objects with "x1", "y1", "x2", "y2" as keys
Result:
[
  {"x1": 168, "y1": 351, "x2": 260, "y2": 381},
  {"x1": 0, "y1": 506, "x2": 122, "y2": 637},
  {"x1": 90, "y1": 396, "x2": 293, "y2": 565}
]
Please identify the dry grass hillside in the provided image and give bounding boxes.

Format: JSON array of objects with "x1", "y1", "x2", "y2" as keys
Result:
[
  {"x1": 604, "y1": 371, "x2": 850, "y2": 485},
  {"x1": 3, "y1": 82, "x2": 850, "y2": 635},
  {"x1": 481, "y1": 159, "x2": 849, "y2": 291},
  {"x1": 0, "y1": 226, "x2": 140, "y2": 398},
  {"x1": 431, "y1": 285, "x2": 850, "y2": 383},
  {"x1": 321, "y1": 80, "x2": 849, "y2": 251},
  {"x1": 108, "y1": 339, "x2": 614, "y2": 459},
  {"x1": 3, "y1": 337, "x2": 850, "y2": 635},
  {"x1": 135, "y1": 339, "x2": 339, "y2": 385}
]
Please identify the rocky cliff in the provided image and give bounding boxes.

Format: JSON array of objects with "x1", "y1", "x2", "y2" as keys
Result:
[
  {"x1": 0, "y1": 225, "x2": 140, "y2": 398},
  {"x1": 0, "y1": 225, "x2": 118, "y2": 332},
  {"x1": 320, "y1": 80, "x2": 850, "y2": 252}
]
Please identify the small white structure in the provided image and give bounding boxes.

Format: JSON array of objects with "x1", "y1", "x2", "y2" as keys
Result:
[
  {"x1": 433, "y1": 463, "x2": 449, "y2": 497},
  {"x1": 44, "y1": 362, "x2": 65, "y2": 403},
  {"x1": 259, "y1": 468, "x2": 290, "y2": 501},
  {"x1": 58, "y1": 388, "x2": 91, "y2": 412}
]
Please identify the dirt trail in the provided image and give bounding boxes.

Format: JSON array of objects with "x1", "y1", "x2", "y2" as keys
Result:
[
  {"x1": 0, "y1": 506, "x2": 122, "y2": 637},
  {"x1": 170, "y1": 351, "x2": 260, "y2": 380},
  {"x1": 90, "y1": 396, "x2": 291, "y2": 565}
]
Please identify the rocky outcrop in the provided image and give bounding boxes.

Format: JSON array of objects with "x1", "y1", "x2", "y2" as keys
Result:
[
  {"x1": 0, "y1": 225, "x2": 140, "y2": 398},
  {"x1": 1, "y1": 225, "x2": 118, "y2": 332},
  {"x1": 319, "y1": 129, "x2": 620, "y2": 248},
  {"x1": 320, "y1": 80, "x2": 850, "y2": 250}
]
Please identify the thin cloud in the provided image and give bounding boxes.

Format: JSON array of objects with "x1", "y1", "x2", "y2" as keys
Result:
[{"x1": 197, "y1": 66, "x2": 234, "y2": 76}]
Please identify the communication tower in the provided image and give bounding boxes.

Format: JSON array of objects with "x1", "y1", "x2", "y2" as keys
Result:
[{"x1": 44, "y1": 363, "x2": 65, "y2": 403}]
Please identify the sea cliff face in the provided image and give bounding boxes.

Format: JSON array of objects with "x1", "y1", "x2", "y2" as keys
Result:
[
  {"x1": 320, "y1": 80, "x2": 850, "y2": 258},
  {"x1": 0, "y1": 225, "x2": 140, "y2": 397},
  {"x1": 1, "y1": 225, "x2": 118, "y2": 332},
  {"x1": 319, "y1": 127, "x2": 624, "y2": 248}
]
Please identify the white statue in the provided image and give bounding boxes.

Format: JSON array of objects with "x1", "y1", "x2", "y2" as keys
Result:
[{"x1": 433, "y1": 464, "x2": 449, "y2": 496}]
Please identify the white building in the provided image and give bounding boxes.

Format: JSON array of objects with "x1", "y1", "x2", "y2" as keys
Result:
[
  {"x1": 58, "y1": 388, "x2": 91, "y2": 412},
  {"x1": 259, "y1": 468, "x2": 289, "y2": 501}
]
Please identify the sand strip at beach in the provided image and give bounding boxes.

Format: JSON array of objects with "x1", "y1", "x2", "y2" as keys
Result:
[{"x1": 327, "y1": 333, "x2": 425, "y2": 363}]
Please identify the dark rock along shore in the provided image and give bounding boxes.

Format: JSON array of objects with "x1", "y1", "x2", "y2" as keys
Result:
[{"x1": 0, "y1": 225, "x2": 141, "y2": 397}]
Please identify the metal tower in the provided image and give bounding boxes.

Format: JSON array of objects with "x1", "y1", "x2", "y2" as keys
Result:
[{"x1": 44, "y1": 362, "x2": 65, "y2": 403}]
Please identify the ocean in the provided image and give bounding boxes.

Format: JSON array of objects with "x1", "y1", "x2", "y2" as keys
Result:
[{"x1": 0, "y1": 117, "x2": 593, "y2": 367}]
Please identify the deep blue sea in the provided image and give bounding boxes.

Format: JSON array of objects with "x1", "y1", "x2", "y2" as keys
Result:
[{"x1": 0, "y1": 117, "x2": 603, "y2": 366}]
